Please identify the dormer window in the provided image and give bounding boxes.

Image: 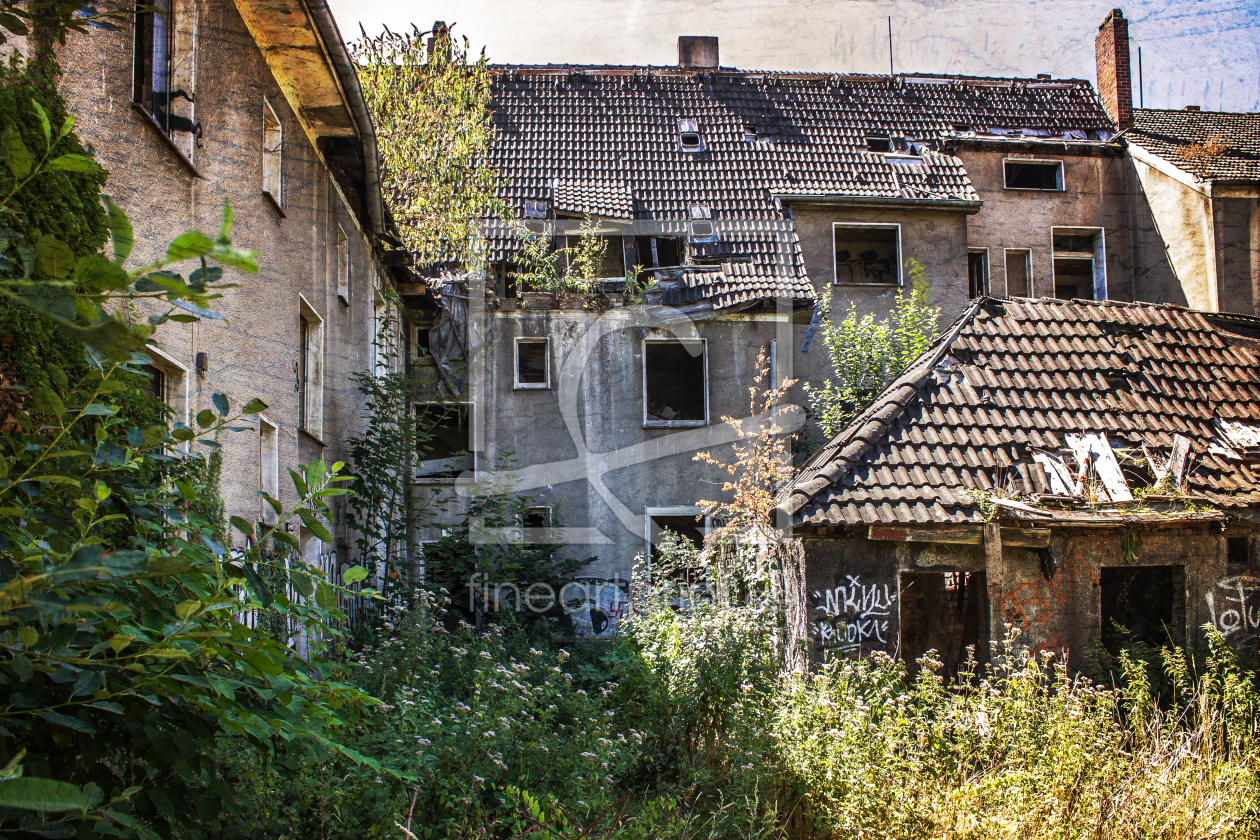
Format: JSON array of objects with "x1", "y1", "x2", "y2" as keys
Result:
[
  {"x1": 688, "y1": 206, "x2": 716, "y2": 242},
  {"x1": 866, "y1": 136, "x2": 892, "y2": 153},
  {"x1": 678, "y1": 119, "x2": 704, "y2": 152},
  {"x1": 523, "y1": 199, "x2": 548, "y2": 219}
]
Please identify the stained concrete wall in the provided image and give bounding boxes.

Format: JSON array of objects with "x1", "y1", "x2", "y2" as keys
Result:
[
  {"x1": 1130, "y1": 159, "x2": 1216, "y2": 310},
  {"x1": 53, "y1": 2, "x2": 388, "y2": 555}
]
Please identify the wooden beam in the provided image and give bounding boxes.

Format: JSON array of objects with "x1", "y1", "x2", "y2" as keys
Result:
[
  {"x1": 868, "y1": 524, "x2": 983, "y2": 544},
  {"x1": 1000, "y1": 528, "x2": 1051, "y2": 548}
]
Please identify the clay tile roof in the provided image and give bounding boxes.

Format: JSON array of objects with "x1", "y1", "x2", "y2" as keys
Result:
[
  {"x1": 1129, "y1": 109, "x2": 1260, "y2": 182},
  {"x1": 485, "y1": 67, "x2": 1112, "y2": 308},
  {"x1": 779, "y1": 298, "x2": 1260, "y2": 525}
]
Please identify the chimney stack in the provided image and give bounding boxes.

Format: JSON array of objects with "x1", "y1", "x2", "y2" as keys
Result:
[
  {"x1": 1095, "y1": 9, "x2": 1133, "y2": 130},
  {"x1": 678, "y1": 36, "x2": 719, "y2": 68},
  {"x1": 427, "y1": 21, "x2": 451, "y2": 61}
]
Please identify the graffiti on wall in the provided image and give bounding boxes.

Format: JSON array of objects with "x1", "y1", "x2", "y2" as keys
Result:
[
  {"x1": 810, "y1": 575, "x2": 897, "y2": 655},
  {"x1": 1206, "y1": 576, "x2": 1260, "y2": 644},
  {"x1": 999, "y1": 551, "x2": 1099, "y2": 656}
]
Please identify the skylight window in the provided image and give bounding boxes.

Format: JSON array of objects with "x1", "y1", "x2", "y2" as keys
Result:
[
  {"x1": 678, "y1": 119, "x2": 704, "y2": 152},
  {"x1": 865, "y1": 136, "x2": 892, "y2": 153},
  {"x1": 688, "y1": 206, "x2": 716, "y2": 242}
]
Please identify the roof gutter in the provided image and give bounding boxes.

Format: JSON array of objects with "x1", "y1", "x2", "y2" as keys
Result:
[
  {"x1": 302, "y1": 0, "x2": 384, "y2": 236},
  {"x1": 772, "y1": 194, "x2": 983, "y2": 214}
]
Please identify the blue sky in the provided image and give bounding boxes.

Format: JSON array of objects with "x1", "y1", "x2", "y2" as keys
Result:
[{"x1": 329, "y1": 0, "x2": 1259, "y2": 112}]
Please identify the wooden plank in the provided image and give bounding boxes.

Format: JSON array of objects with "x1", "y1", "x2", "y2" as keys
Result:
[
  {"x1": 868, "y1": 524, "x2": 983, "y2": 544},
  {"x1": 1001, "y1": 528, "x2": 1051, "y2": 548},
  {"x1": 1066, "y1": 432, "x2": 1133, "y2": 503}
]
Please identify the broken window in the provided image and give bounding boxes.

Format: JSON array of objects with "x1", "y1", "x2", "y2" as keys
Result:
[
  {"x1": 678, "y1": 119, "x2": 704, "y2": 152},
  {"x1": 1004, "y1": 249, "x2": 1032, "y2": 297},
  {"x1": 262, "y1": 100, "x2": 282, "y2": 209},
  {"x1": 514, "y1": 337, "x2": 549, "y2": 389},
  {"x1": 1228, "y1": 537, "x2": 1251, "y2": 574},
  {"x1": 967, "y1": 249, "x2": 989, "y2": 298},
  {"x1": 865, "y1": 135, "x2": 892, "y2": 153},
  {"x1": 523, "y1": 506, "x2": 552, "y2": 530},
  {"x1": 1053, "y1": 228, "x2": 1105, "y2": 301},
  {"x1": 646, "y1": 508, "x2": 709, "y2": 588},
  {"x1": 559, "y1": 232, "x2": 625, "y2": 279},
  {"x1": 415, "y1": 403, "x2": 473, "y2": 478},
  {"x1": 133, "y1": 0, "x2": 197, "y2": 157},
  {"x1": 299, "y1": 296, "x2": 324, "y2": 439},
  {"x1": 834, "y1": 224, "x2": 900, "y2": 285},
  {"x1": 1004, "y1": 160, "x2": 1063, "y2": 190},
  {"x1": 643, "y1": 339, "x2": 707, "y2": 427},
  {"x1": 336, "y1": 225, "x2": 350, "y2": 304},
  {"x1": 259, "y1": 416, "x2": 279, "y2": 525},
  {"x1": 899, "y1": 571, "x2": 987, "y2": 679},
  {"x1": 635, "y1": 236, "x2": 684, "y2": 269},
  {"x1": 1100, "y1": 565, "x2": 1184, "y2": 652}
]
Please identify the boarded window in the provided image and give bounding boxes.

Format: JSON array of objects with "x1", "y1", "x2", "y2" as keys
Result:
[
  {"x1": 416, "y1": 403, "x2": 472, "y2": 477},
  {"x1": 262, "y1": 100, "x2": 282, "y2": 207},
  {"x1": 259, "y1": 417, "x2": 279, "y2": 525},
  {"x1": 834, "y1": 224, "x2": 899, "y2": 285},
  {"x1": 967, "y1": 250, "x2": 988, "y2": 298},
  {"x1": 1004, "y1": 160, "x2": 1063, "y2": 190},
  {"x1": 899, "y1": 571, "x2": 987, "y2": 679},
  {"x1": 644, "y1": 339, "x2": 706, "y2": 426},
  {"x1": 1101, "y1": 565, "x2": 1184, "y2": 651},
  {"x1": 1004, "y1": 249, "x2": 1031, "y2": 297},
  {"x1": 515, "y1": 338, "x2": 549, "y2": 389}
]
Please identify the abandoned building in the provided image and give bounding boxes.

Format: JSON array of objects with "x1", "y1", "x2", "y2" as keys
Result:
[
  {"x1": 49, "y1": 0, "x2": 405, "y2": 568},
  {"x1": 777, "y1": 296, "x2": 1260, "y2": 668}
]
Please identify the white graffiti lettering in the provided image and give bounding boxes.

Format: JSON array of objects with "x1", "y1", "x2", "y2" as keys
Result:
[
  {"x1": 1207, "y1": 576, "x2": 1260, "y2": 642},
  {"x1": 810, "y1": 575, "x2": 897, "y2": 654}
]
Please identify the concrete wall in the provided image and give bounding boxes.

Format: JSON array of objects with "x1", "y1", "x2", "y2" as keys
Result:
[
  {"x1": 1130, "y1": 159, "x2": 1216, "y2": 310},
  {"x1": 1214, "y1": 196, "x2": 1260, "y2": 315},
  {"x1": 54, "y1": 1, "x2": 387, "y2": 554}
]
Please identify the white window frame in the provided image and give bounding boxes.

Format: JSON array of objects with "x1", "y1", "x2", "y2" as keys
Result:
[
  {"x1": 1002, "y1": 158, "x2": 1064, "y2": 191},
  {"x1": 644, "y1": 506, "x2": 713, "y2": 556},
  {"x1": 1003, "y1": 248, "x2": 1033, "y2": 298},
  {"x1": 967, "y1": 247, "x2": 990, "y2": 298},
  {"x1": 832, "y1": 222, "x2": 903, "y2": 286},
  {"x1": 1051, "y1": 226, "x2": 1108, "y2": 301},
  {"x1": 514, "y1": 336, "x2": 551, "y2": 390},
  {"x1": 258, "y1": 415, "x2": 279, "y2": 525},
  {"x1": 261, "y1": 98, "x2": 283, "y2": 209},
  {"x1": 642, "y1": 337, "x2": 709, "y2": 429},
  {"x1": 298, "y1": 294, "x2": 324, "y2": 441},
  {"x1": 336, "y1": 224, "x2": 350, "y2": 305},
  {"x1": 143, "y1": 343, "x2": 189, "y2": 428}
]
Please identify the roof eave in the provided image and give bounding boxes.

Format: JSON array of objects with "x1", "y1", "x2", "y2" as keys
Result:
[{"x1": 773, "y1": 194, "x2": 982, "y2": 214}]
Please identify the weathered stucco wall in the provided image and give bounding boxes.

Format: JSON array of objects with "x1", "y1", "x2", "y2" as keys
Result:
[
  {"x1": 1130, "y1": 158, "x2": 1216, "y2": 310},
  {"x1": 55, "y1": 5, "x2": 385, "y2": 555},
  {"x1": 1214, "y1": 196, "x2": 1260, "y2": 315}
]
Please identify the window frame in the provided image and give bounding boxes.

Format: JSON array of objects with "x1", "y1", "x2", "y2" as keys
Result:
[
  {"x1": 513, "y1": 336, "x2": 551, "y2": 390},
  {"x1": 967, "y1": 248, "x2": 989, "y2": 299},
  {"x1": 142, "y1": 343, "x2": 189, "y2": 428},
  {"x1": 132, "y1": 0, "x2": 198, "y2": 166},
  {"x1": 262, "y1": 98, "x2": 283, "y2": 212},
  {"x1": 336, "y1": 224, "x2": 350, "y2": 305},
  {"x1": 1003, "y1": 248, "x2": 1033, "y2": 298},
  {"x1": 1051, "y1": 226, "x2": 1107, "y2": 301},
  {"x1": 1002, "y1": 158, "x2": 1065, "y2": 191},
  {"x1": 642, "y1": 337, "x2": 709, "y2": 429},
  {"x1": 832, "y1": 222, "x2": 903, "y2": 287},
  {"x1": 298, "y1": 294, "x2": 325, "y2": 441},
  {"x1": 644, "y1": 505, "x2": 713, "y2": 573},
  {"x1": 258, "y1": 415, "x2": 280, "y2": 525},
  {"x1": 412, "y1": 401, "x2": 475, "y2": 482}
]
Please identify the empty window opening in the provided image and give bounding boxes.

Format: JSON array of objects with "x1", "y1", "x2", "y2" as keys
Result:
[
  {"x1": 1228, "y1": 537, "x2": 1250, "y2": 573},
  {"x1": 967, "y1": 250, "x2": 989, "y2": 298},
  {"x1": 865, "y1": 136, "x2": 892, "y2": 153},
  {"x1": 636, "y1": 236, "x2": 685, "y2": 269},
  {"x1": 1053, "y1": 228, "x2": 1106, "y2": 302},
  {"x1": 298, "y1": 296, "x2": 324, "y2": 439},
  {"x1": 415, "y1": 326, "x2": 431, "y2": 357},
  {"x1": 1004, "y1": 249, "x2": 1032, "y2": 297},
  {"x1": 336, "y1": 225, "x2": 350, "y2": 304},
  {"x1": 834, "y1": 224, "x2": 900, "y2": 285},
  {"x1": 133, "y1": 0, "x2": 197, "y2": 155},
  {"x1": 1054, "y1": 257, "x2": 1094, "y2": 301},
  {"x1": 643, "y1": 339, "x2": 707, "y2": 427},
  {"x1": 678, "y1": 119, "x2": 703, "y2": 152},
  {"x1": 523, "y1": 506, "x2": 552, "y2": 530},
  {"x1": 415, "y1": 403, "x2": 473, "y2": 478},
  {"x1": 559, "y1": 232, "x2": 625, "y2": 279},
  {"x1": 142, "y1": 344, "x2": 188, "y2": 428},
  {"x1": 514, "y1": 338, "x2": 549, "y2": 389},
  {"x1": 1100, "y1": 565, "x2": 1185, "y2": 653},
  {"x1": 1004, "y1": 160, "x2": 1063, "y2": 190},
  {"x1": 899, "y1": 571, "x2": 987, "y2": 680},
  {"x1": 262, "y1": 100, "x2": 282, "y2": 208},
  {"x1": 646, "y1": 509, "x2": 709, "y2": 587},
  {"x1": 259, "y1": 417, "x2": 279, "y2": 525}
]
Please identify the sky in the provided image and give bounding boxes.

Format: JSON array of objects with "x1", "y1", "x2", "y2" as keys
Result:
[{"x1": 328, "y1": 0, "x2": 1260, "y2": 113}]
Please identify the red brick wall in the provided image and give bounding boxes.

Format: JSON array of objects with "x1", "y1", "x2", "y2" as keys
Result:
[{"x1": 1095, "y1": 9, "x2": 1132, "y2": 131}]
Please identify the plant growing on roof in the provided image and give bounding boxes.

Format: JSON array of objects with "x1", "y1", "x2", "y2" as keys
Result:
[{"x1": 512, "y1": 215, "x2": 608, "y2": 298}]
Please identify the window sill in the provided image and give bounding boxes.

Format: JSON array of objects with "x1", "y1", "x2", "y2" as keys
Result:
[
  {"x1": 831, "y1": 282, "x2": 903, "y2": 288},
  {"x1": 131, "y1": 102, "x2": 202, "y2": 178},
  {"x1": 1002, "y1": 187, "x2": 1064, "y2": 192},
  {"x1": 514, "y1": 383, "x2": 551, "y2": 391},
  {"x1": 262, "y1": 190, "x2": 286, "y2": 218},
  {"x1": 644, "y1": 420, "x2": 709, "y2": 429},
  {"x1": 298, "y1": 427, "x2": 326, "y2": 448}
]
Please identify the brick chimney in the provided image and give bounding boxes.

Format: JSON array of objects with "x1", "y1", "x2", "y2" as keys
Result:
[
  {"x1": 678, "y1": 36, "x2": 719, "y2": 68},
  {"x1": 1095, "y1": 9, "x2": 1133, "y2": 130}
]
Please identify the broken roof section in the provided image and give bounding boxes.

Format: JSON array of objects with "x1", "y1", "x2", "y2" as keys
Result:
[
  {"x1": 779, "y1": 297, "x2": 1260, "y2": 527},
  {"x1": 1128, "y1": 109, "x2": 1260, "y2": 183},
  {"x1": 485, "y1": 68, "x2": 1114, "y2": 309}
]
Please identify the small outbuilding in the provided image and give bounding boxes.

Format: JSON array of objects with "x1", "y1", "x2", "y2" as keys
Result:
[{"x1": 777, "y1": 297, "x2": 1260, "y2": 672}]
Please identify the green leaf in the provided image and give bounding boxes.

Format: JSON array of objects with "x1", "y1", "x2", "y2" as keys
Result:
[
  {"x1": 2, "y1": 127, "x2": 31, "y2": 179},
  {"x1": 341, "y1": 566, "x2": 368, "y2": 585},
  {"x1": 13, "y1": 282, "x2": 76, "y2": 322},
  {"x1": 174, "y1": 599, "x2": 200, "y2": 620},
  {"x1": 242, "y1": 398, "x2": 267, "y2": 414},
  {"x1": 297, "y1": 509, "x2": 332, "y2": 543},
  {"x1": 73, "y1": 254, "x2": 130, "y2": 292},
  {"x1": 241, "y1": 564, "x2": 273, "y2": 608},
  {"x1": 216, "y1": 200, "x2": 234, "y2": 244},
  {"x1": 229, "y1": 516, "x2": 254, "y2": 537},
  {"x1": 288, "y1": 468, "x2": 308, "y2": 499},
  {"x1": 46, "y1": 153, "x2": 101, "y2": 174},
  {"x1": 211, "y1": 392, "x2": 229, "y2": 416},
  {"x1": 57, "y1": 114, "x2": 75, "y2": 139},
  {"x1": 102, "y1": 196, "x2": 134, "y2": 265},
  {"x1": 195, "y1": 408, "x2": 215, "y2": 428},
  {"x1": 12, "y1": 655, "x2": 32, "y2": 681},
  {"x1": 30, "y1": 99, "x2": 50, "y2": 145},
  {"x1": 0, "y1": 777, "x2": 87, "y2": 812},
  {"x1": 291, "y1": 573, "x2": 314, "y2": 599},
  {"x1": 167, "y1": 231, "x2": 214, "y2": 261},
  {"x1": 35, "y1": 235, "x2": 75, "y2": 278},
  {"x1": 34, "y1": 710, "x2": 96, "y2": 735},
  {"x1": 315, "y1": 582, "x2": 336, "y2": 610}
]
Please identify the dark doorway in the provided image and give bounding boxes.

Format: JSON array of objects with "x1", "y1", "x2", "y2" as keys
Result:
[
  {"x1": 899, "y1": 571, "x2": 986, "y2": 679},
  {"x1": 1100, "y1": 565, "x2": 1184, "y2": 651}
]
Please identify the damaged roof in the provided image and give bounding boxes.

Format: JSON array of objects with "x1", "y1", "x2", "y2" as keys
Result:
[
  {"x1": 1128, "y1": 109, "x2": 1260, "y2": 182},
  {"x1": 779, "y1": 297, "x2": 1260, "y2": 527},
  {"x1": 485, "y1": 68, "x2": 1113, "y2": 308}
]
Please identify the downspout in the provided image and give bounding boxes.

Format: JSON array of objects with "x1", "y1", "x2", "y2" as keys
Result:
[{"x1": 303, "y1": 0, "x2": 385, "y2": 236}]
